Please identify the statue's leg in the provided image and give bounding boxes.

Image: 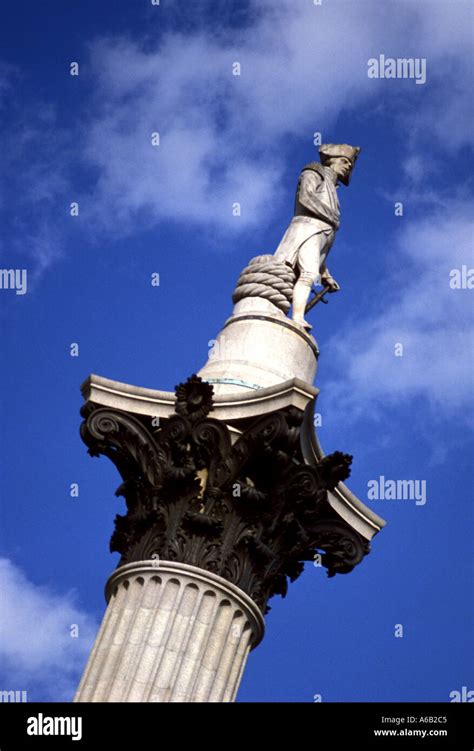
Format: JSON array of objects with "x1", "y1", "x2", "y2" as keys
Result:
[
  {"x1": 274, "y1": 218, "x2": 299, "y2": 262},
  {"x1": 292, "y1": 234, "x2": 324, "y2": 330},
  {"x1": 292, "y1": 276, "x2": 313, "y2": 330}
]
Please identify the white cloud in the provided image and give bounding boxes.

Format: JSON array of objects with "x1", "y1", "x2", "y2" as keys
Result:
[
  {"x1": 1, "y1": 0, "x2": 472, "y2": 271},
  {"x1": 0, "y1": 558, "x2": 97, "y2": 701},
  {"x1": 324, "y1": 203, "x2": 474, "y2": 424},
  {"x1": 78, "y1": 0, "x2": 473, "y2": 233}
]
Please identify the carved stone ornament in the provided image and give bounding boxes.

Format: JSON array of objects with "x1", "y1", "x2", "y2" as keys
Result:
[{"x1": 80, "y1": 375, "x2": 370, "y2": 613}]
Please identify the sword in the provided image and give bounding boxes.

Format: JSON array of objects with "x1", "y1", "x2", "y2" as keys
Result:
[{"x1": 305, "y1": 285, "x2": 332, "y2": 313}]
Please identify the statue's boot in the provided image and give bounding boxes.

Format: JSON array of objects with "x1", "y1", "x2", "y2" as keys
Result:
[{"x1": 292, "y1": 280, "x2": 312, "y2": 331}]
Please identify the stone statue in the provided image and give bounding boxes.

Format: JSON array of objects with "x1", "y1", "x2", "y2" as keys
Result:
[{"x1": 273, "y1": 143, "x2": 360, "y2": 330}]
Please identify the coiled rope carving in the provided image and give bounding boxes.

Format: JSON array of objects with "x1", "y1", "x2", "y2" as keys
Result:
[{"x1": 232, "y1": 255, "x2": 296, "y2": 314}]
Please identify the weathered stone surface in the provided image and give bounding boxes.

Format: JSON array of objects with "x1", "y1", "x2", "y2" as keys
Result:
[
  {"x1": 80, "y1": 375, "x2": 374, "y2": 613},
  {"x1": 74, "y1": 561, "x2": 263, "y2": 703},
  {"x1": 77, "y1": 374, "x2": 384, "y2": 703},
  {"x1": 81, "y1": 373, "x2": 318, "y2": 422},
  {"x1": 198, "y1": 299, "x2": 318, "y2": 394}
]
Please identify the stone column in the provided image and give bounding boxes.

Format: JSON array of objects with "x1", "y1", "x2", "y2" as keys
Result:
[
  {"x1": 74, "y1": 561, "x2": 263, "y2": 703},
  {"x1": 74, "y1": 247, "x2": 386, "y2": 703},
  {"x1": 75, "y1": 369, "x2": 383, "y2": 703}
]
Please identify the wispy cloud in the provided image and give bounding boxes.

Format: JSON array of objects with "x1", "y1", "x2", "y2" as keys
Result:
[
  {"x1": 0, "y1": 102, "x2": 70, "y2": 283},
  {"x1": 0, "y1": 558, "x2": 97, "y2": 701},
  {"x1": 324, "y1": 203, "x2": 474, "y2": 424},
  {"x1": 1, "y1": 0, "x2": 472, "y2": 273},
  {"x1": 78, "y1": 0, "x2": 473, "y2": 233}
]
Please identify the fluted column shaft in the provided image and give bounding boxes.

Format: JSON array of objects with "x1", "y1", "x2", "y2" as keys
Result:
[{"x1": 74, "y1": 561, "x2": 264, "y2": 703}]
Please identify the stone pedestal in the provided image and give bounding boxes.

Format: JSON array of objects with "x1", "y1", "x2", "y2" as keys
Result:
[
  {"x1": 74, "y1": 561, "x2": 263, "y2": 703},
  {"x1": 199, "y1": 297, "x2": 318, "y2": 394}
]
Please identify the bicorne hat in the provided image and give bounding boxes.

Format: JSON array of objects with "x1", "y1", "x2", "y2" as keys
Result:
[{"x1": 319, "y1": 143, "x2": 361, "y2": 185}]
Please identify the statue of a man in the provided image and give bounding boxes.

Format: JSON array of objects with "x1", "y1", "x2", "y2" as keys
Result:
[{"x1": 273, "y1": 143, "x2": 360, "y2": 330}]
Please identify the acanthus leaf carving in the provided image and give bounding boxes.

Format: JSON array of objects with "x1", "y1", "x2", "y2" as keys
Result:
[{"x1": 81, "y1": 376, "x2": 368, "y2": 613}]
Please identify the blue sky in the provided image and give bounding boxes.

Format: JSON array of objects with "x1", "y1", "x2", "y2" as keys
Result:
[{"x1": 0, "y1": 0, "x2": 473, "y2": 702}]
